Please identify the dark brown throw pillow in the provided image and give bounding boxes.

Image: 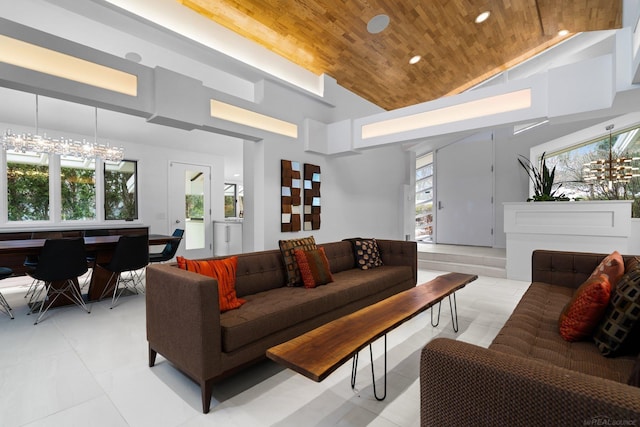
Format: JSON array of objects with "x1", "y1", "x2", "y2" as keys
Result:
[
  {"x1": 593, "y1": 258, "x2": 640, "y2": 356},
  {"x1": 353, "y1": 238, "x2": 383, "y2": 270}
]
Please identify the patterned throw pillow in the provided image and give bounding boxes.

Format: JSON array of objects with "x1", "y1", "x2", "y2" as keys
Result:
[
  {"x1": 589, "y1": 251, "x2": 625, "y2": 287},
  {"x1": 177, "y1": 256, "x2": 246, "y2": 312},
  {"x1": 294, "y1": 247, "x2": 334, "y2": 288},
  {"x1": 279, "y1": 236, "x2": 317, "y2": 286},
  {"x1": 558, "y1": 274, "x2": 612, "y2": 342},
  {"x1": 594, "y1": 257, "x2": 640, "y2": 356},
  {"x1": 353, "y1": 238, "x2": 383, "y2": 270}
]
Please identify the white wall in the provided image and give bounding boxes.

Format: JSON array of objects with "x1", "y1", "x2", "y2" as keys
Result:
[
  {"x1": 0, "y1": 120, "x2": 226, "y2": 242},
  {"x1": 243, "y1": 134, "x2": 408, "y2": 251}
]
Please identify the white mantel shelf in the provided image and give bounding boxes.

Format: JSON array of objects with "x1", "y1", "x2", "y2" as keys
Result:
[{"x1": 504, "y1": 200, "x2": 632, "y2": 281}]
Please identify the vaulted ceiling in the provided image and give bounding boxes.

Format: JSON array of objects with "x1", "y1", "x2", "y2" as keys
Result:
[{"x1": 178, "y1": 0, "x2": 622, "y2": 110}]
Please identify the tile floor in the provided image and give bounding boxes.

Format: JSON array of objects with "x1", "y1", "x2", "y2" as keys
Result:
[{"x1": 0, "y1": 269, "x2": 529, "y2": 427}]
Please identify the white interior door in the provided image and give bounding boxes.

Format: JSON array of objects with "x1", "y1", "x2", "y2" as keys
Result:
[
  {"x1": 435, "y1": 134, "x2": 494, "y2": 246},
  {"x1": 169, "y1": 162, "x2": 212, "y2": 259}
]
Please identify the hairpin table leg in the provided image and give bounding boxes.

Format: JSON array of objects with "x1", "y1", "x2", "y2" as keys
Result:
[{"x1": 350, "y1": 335, "x2": 387, "y2": 401}]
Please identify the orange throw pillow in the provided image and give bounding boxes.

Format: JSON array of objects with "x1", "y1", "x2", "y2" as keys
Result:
[
  {"x1": 294, "y1": 247, "x2": 333, "y2": 288},
  {"x1": 559, "y1": 275, "x2": 612, "y2": 342},
  {"x1": 589, "y1": 251, "x2": 624, "y2": 287},
  {"x1": 177, "y1": 256, "x2": 246, "y2": 312}
]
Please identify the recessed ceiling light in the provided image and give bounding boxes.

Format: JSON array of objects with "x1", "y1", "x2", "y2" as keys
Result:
[
  {"x1": 367, "y1": 14, "x2": 390, "y2": 34},
  {"x1": 125, "y1": 52, "x2": 142, "y2": 63},
  {"x1": 409, "y1": 55, "x2": 422, "y2": 65},
  {"x1": 558, "y1": 29, "x2": 569, "y2": 36},
  {"x1": 475, "y1": 11, "x2": 490, "y2": 24}
]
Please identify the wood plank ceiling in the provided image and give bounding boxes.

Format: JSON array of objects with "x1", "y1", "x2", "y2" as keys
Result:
[{"x1": 178, "y1": 0, "x2": 622, "y2": 111}]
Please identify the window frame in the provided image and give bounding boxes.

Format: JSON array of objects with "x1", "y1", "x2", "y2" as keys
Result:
[
  {"x1": 224, "y1": 183, "x2": 235, "y2": 218},
  {"x1": 104, "y1": 159, "x2": 139, "y2": 221},
  {"x1": 0, "y1": 151, "x2": 140, "y2": 228}
]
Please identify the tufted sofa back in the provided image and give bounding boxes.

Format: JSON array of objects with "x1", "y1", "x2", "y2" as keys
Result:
[
  {"x1": 232, "y1": 241, "x2": 356, "y2": 297},
  {"x1": 531, "y1": 249, "x2": 634, "y2": 289}
]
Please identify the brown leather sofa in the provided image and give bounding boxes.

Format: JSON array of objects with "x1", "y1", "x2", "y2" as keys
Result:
[
  {"x1": 420, "y1": 249, "x2": 640, "y2": 426},
  {"x1": 146, "y1": 239, "x2": 416, "y2": 413}
]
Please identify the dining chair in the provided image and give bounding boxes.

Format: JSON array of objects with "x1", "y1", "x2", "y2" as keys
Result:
[
  {"x1": 149, "y1": 229, "x2": 184, "y2": 263},
  {"x1": 0, "y1": 267, "x2": 14, "y2": 319},
  {"x1": 98, "y1": 234, "x2": 149, "y2": 309},
  {"x1": 81, "y1": 229, "x2": 110, "y2": 289},
  {"x1": 24, "y1": 231, "x2": 64, "y2": 302},
  {"x1": 29, "y1": 238, "x2": 90, "y2": 325}
]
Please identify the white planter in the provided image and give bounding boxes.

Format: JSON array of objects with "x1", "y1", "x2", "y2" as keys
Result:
[{"x1": 504, "y1": 200, "x2": 632, "y2": 281}]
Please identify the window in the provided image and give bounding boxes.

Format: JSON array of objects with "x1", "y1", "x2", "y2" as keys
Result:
[
  {"x1": 225, "y1": 183, "x2": 243, "y2": 218},
  {"x1": 224, "y1": 183, "x2": 236, "y2": 217},
  {"x1": 104, "y1": 160, "x2": 138, "y2": 221},
  {"x1": 61, "y1": 157, "x2": 96, "y2": 221},
  {"x1": 7, "y1": 151, "x2": 50, "y2": 221},
  {"x1": 415, "y1": 153, "x2": 434, "y2": 242},
  {"x1": 544, "y1": 124, "x2": 640, "y2": 216}
]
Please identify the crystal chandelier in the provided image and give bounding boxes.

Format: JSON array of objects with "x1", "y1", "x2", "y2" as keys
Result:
[
  {"x1": 583, "y1": 124, "x2": 640, "y2": 189},
  {"x1": 1, "y1": 95, "x2": 124, "y2": 162}
]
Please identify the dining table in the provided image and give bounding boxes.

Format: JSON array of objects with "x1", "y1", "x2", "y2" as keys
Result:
[{"x1": 0, "y1": 233, "x2": 180, "y2": 306}]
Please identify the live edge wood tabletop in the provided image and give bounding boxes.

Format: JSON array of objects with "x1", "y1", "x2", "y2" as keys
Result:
[{"x1": 266, "y1": 272, "x2": 477, "y2": 382}]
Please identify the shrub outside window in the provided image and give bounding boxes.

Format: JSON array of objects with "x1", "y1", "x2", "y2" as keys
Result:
[
  {"x1": 7, "y1": 151, "x2": 50, "y2": 221},
  {"x1": 61, "y1": 157, "x2": 96, "y2": 221},
  {"x1": 104, "y1": 160, "x2": 138, "y2": 221}
]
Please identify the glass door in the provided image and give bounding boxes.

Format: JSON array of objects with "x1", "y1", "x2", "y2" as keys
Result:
[
  {"x1": 415, "y1": 153, "x2": 434, "y2": 243},
  {"x1": 169, "y1": 162, "x2": 212, "y2": 259}
]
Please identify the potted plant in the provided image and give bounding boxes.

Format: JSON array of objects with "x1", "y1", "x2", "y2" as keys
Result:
[{"x1": 518, "y1": 152, "x2": 569, "y2": 201}]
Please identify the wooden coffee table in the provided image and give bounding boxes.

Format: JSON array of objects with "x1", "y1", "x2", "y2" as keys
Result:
[{"x1": 266, "y1": 272, "x2": 477, "y2": 400}]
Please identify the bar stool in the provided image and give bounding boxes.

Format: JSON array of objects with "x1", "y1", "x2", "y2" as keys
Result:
[{"x1": 0, "y1": 267, "x2": 14, "y2": 319}]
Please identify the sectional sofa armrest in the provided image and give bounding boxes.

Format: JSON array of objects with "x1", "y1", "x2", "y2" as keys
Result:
[
  {"x1": 376, "y1": 239, "x2": 417, "y2": 284},
  {"x1": 420, "y1": 338, "x2": 640, "y2": 426},
  {"x1": 146, "y1": 264, "x2": 222, "y2": 382}
]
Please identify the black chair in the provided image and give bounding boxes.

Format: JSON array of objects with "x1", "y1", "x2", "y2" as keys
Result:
[
  {"x1": 82, "y1": 229, "x2": 111, "y2": 289},
  {"x1": 149, "y1": 229, "x2": 184, "y2": 263},
  {"x1": 24, "y1": 231, "x2": 64, "y2": 302},
  {"x1": 29, "y1": 238, "x2": 90, "y2": 325},
  {"x1": 0, "y1": 267, "x2": 14, "y2": 319},
  {"x1": 99, "y1": 235, "x2": 149, "y2": 309}
]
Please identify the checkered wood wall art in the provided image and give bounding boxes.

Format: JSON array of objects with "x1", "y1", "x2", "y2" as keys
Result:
[
  {"x1": 303, "y1": 163, "x2": 321, "y2": 231},
  {"x1": 281, "y1": 160, "x2": 302, "y2": 232}
]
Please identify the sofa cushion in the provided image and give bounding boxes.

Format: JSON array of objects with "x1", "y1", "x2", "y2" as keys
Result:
[
  {"x1": 294, "y1": 247, "x2": 333, "y2": 288},
  {"x1": 594, "y1": 257, "x2": 640, "y2": 356},
  {"x1": 628, "y1": 354, "x2": 640, "y2": 387},
  {"x1": 490, "y1": 282, "x2": 636, "y2": 383},
  {"x1": 176, "y1": 256, "x2": 246, "y2": 312},
  {"x1": 219, "y1": 265, "x2": 413, "y2": 352},
  {"x1": 279, "y1": 236, "x2": 317, "y2": 286},
  {"x1": 558, "y1": 275, "x2": 611, "y2": 342}
]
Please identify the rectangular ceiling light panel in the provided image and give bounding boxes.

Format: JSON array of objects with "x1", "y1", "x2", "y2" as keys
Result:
[
  {"x1": 0, "y1": 34, "x2": 137, "y2": 96},
  {"x1": 362, "y1": 89, "x2": 532, "y2": 139},
  {"x1": 210, "y1": 99, "x2": 298, "y2": 138}
]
